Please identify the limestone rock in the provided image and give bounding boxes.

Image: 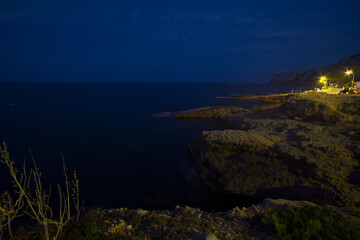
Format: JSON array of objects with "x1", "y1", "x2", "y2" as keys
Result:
[{"x1": 189, "y1": 117, "x2": 360, "y2": 206}]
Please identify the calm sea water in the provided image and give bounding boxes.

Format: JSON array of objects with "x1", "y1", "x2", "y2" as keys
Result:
[{"x1": 0, "y1": 83, "x2": 309, "y2": 211}]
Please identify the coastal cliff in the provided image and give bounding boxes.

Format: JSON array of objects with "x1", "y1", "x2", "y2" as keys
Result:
[{"x1": 270, "y1": 53, "x2": 360, "y2": 85}]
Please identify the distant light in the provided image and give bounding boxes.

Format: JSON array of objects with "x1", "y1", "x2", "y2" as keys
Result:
[
  {"x1": 319, "y1": 75, "x2": 327, "y2": 83},
  {"x1": 345, "y1": 70, "x2": 353, "y2": 75}
]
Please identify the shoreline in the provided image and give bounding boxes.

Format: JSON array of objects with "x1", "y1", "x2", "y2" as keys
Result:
[
  {"x1": 2, "y1": 91, "x2": 360, "y2": 239},
  {"x1": 186, "y1": 92, "x2": 360, "y2": 206}
]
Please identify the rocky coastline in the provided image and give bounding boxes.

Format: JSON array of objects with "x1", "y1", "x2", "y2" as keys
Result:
[
  {"x1": 60, "y1": 92, "x2": 360, "y2": 240},
  {"x1": 60, "y1": 92, "x2": 359, "y2": 240},
  {"x1": 187, "y1": 93, "x2": 360, "y2": 207},
  {"x1": 111, "y1": 91, "x2": 360, "y2": 239},
  {"x1": 5, "y1": 92, "x2": 360, "y2": 240}
]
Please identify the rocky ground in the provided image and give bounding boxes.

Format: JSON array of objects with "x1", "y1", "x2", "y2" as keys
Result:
[
  {"x1": 69, "y1": 198, "x2": 360, "y2": 240},
  {"x1": 187, "y1": 93, "x2": 360, "y2": 206}
]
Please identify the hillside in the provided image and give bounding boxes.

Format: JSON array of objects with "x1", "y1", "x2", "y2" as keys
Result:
[{"x1": 270, "y1": 53, "x2": 360, "y2": 85}]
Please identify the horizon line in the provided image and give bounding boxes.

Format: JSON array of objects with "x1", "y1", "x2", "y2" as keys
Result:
[{"x1": 0, "y1": 81, "x2": 270, "y2": 84}]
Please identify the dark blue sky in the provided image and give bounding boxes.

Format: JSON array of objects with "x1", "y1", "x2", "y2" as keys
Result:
[{"x1": 1, "y1": 0, "x2": 360, "y2": 83}]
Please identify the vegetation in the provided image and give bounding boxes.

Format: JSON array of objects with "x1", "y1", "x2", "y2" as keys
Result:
[
  {"x1": 261, "y1": 206, "x2": 360, "y2": 240},
  {"x1": 0, "y1": 142, "x2": 80, "y2": 240}
]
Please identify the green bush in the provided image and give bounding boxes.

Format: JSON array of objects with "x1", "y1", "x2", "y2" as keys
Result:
[
  {"x1": 261, "y1": 206, "x2": 360, "y2": 240},
  {"x1": 84, "y1": 222, "x2": 98, "y2": 239}
]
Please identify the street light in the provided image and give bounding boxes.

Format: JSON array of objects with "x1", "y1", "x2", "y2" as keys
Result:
[
  {"x1": 345, "y1": 69, "x2": 354, "y2": 88},
  {"x1": 319, "y1": 75, "x2": 328, "y2": 86}
]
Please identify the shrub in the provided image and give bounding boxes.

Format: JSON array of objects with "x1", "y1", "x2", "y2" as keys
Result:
[
  {"x1": 0, "y1": 142, "x2": 81, "y2": 240},
  {"x1": 84, "y1": 222, "x2": 98, "y2": 239},
  {"x1": 261, "y1": 206, "x2": 360, "y2": 240}
]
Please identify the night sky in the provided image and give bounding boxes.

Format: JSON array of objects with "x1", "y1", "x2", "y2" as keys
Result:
[{"x1": 1, "y1": 0, "x2": 360, "y2": 83}]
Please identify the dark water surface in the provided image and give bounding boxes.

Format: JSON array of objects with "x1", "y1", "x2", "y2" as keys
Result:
[{"x1": 0, "y1": 83, "x2": 308, "y2": 211}]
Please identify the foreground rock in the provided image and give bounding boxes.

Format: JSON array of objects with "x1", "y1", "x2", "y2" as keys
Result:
[
  {"x1": 188, "y1": 93, "x2": 360, "y2": 206},
  {"x1": 15, "y1": 197, "x2": 360, "y2": 239},
  {"x1": 96, "y1": 198, "x2": 359, "y2": 240}
]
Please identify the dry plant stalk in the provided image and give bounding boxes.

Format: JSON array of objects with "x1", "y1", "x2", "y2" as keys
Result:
[
  {"x1": 0, "y1": 142, "x2": 81, "y2": 240},
  {"x1": 71, "y1": 170, "x2": 81, "y2": 222},
  {"x1": 0, "y1": 143, "x2": 29, "y2": 239},
  {"x1": 0, "y1": 192, "x2": 25, "y2": 239}
]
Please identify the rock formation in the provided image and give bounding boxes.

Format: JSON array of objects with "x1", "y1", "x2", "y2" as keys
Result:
[{"x1": 187, "y1": 94, "x2": 360, "y2": 206}]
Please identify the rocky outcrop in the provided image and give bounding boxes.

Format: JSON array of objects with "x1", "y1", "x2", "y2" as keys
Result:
[
  {"x1": 189, "y1": 121, "x2": 360, "y2": 206},
  {"x1": 270, "y1": 53, "x2": 360, "y2": 85},
  {"x1": 99, "y1": 198, "x2": 360, "y2": 240},
  {"x1": 174, "y1": 106, "x2": 247, "y2": 119},
  {"x1": 188, "y1": 94, "x2": 360, "y2": 206},
  {"x1": 230, "y1": 94, "x2": 289, "y2": 103},
  {"x1": 283, "y1": 94, "x2": 360, "y2": 122},
  {"x1": 283, "y1": 98, "x2": 360, "y2": 123}
]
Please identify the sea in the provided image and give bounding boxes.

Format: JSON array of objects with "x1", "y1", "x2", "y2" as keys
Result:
[{"x1": 0, "y1": 83, "x2": 310, "y2": 211}]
